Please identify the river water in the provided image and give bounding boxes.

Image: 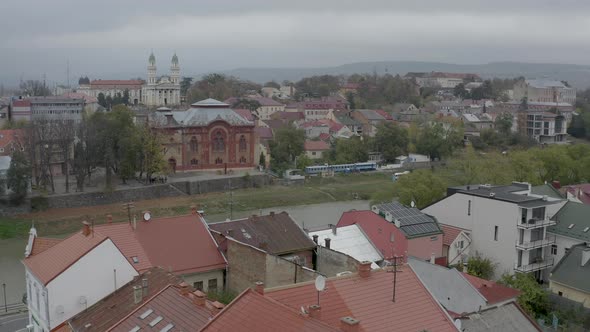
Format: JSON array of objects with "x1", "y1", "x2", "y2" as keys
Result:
[{"x1": 0, "y1": 200, "x2": 370, "y2": 306}]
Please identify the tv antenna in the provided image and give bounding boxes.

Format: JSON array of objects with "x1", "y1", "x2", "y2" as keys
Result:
[
  {"x1": 314, "y1": 275, "x2": 326, "y2": 306},
  {"x1": 386, "y1": 255, "x2": 402, "y2": 302}
]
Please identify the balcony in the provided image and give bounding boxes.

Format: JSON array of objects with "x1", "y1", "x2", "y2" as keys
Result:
[
  {"x1": 515, "y1": 257, "x2": 554, "y2": 273},
  {"x1": 515, "y1": 235, "x2": 556, "y2": 250},
  {"x1": 517, "y1": 218, "x2": 557, "y2": 230}
]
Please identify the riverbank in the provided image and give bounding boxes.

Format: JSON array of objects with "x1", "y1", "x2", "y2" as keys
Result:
[{"x1": 0, "y1": 173, "x2": 388, "y2": 239}]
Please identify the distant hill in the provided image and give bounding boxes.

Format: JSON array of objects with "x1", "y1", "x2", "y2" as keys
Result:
[{"x1": 218, "y1": 61, "x2": 590, "y2": 88}]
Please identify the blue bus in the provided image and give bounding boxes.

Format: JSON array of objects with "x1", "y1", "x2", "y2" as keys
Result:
[{"x1": 305, "y1": 162, "x2": 377, "y2": 175}]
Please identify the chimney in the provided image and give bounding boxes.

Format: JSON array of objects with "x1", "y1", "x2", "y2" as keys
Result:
[
  {"x1": 191, "y1": 205, "x2": 197, "y2": 215},
  {"x1": 393, "y1": 218, "x2": 401, "y2": 228},
  {"x1": 255, "y1": 281, "x2": 264, "y2": 295},
  {"x1": 384, "y1": 213, "x2": 393, "y2": 222},
  {"x1": 133, "y1": 285, "x2": 143, "y2": 304},
  {"x1": 340, "y1": 317, "x2": 360, "y2": 332},
  {"x1": 107, "y1": 214, "x2": 113, "y2": 224},
  {"x1": 430, "y1": 253, "x2": 435, "y2": 264},
  {"x1": 358, "y1": 261, "x2": 371, "y2": 278},
  {"x1": 226, "y1": 229, "x2": 233, "y2": 237},
  {"x1": 179, "y1": 282, "x2": 190, "y2": 295},
  {"x1": 211, "y1": 301, "x2": 225, "y2": 314},
  {"x1": 552, "y1": 180, "x2": 561, "y2": 189},
  {"x1": 324, "y1": 237, "x2": 331, "y2": 249},
  {"x1": 82, "y1": 221, "x2": 91, "y2": 237},
  {"x1": 141, "y1": 278, "x2": 149, "y2": 298},
  {"x1": 582, "y1": 248, "x2": 590, "y2": 267},
  {"x1": 312, "y1": 234, "x2": 319, "y2": 244},
  {"x1": 308, "y1": 304, "x2": 321, "y2": 319},
  {"x1": 193, "y1": 290, "x2": 206, "y2": 306},
  {"x1": 165, "y1": 113, "x2": 173, "y2": 125},
  {"x1": 329, "y1": 224, "x2": 337, "y2": 236}
]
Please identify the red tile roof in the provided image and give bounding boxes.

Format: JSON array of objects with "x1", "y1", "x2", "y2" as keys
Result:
[
  {"x1": 201, "y1": 289, "x2": 339, "y2": 332},
  {"x1": 564, "y1": 184, "x2": 590, "y2": 205},
  {"x1": 318, "y1": 133, "x2": 331, "y2": 142},
  {"x1": 375, "y1": 109, "x2": 393, "y2": 121},
  {"x1": 24, "y1": 214, "x2": 226, "y2": 285},
  {"x1": 90, "y1": 80, "x2": 143, "y2": 87},
  {"x1": 255, "y1": 126, "x2": 273, "y2": 140},
  {"x1": 318, "y1": 119, "x2": 344, "y2": 132},
  {"x1": 233, "y1": 108, "x2": 255, "y2": 122},
  {"x1": 68, "y1": 267, "x2": 182, "y2": 332},
  {"x1": 461, "y1": 273, "x2": 520, "y2": 305},
  {"x1": 108, "y1": 284, "x2": 216, "y2": 332},
  {"x1": 134, "y1": 215, "x2": 226, "y2": 275},
  {"x1": 11, "y1": 100, "x2": 31, "y2": 107},
  {"x1": 304, "y1": 140, "x2": 330, "y2": 151},
  {"x1": 30, "y1": 237, "x2": 62, "y2": 256},
  {"x1": 440, "y1": 224, "x2": 467, "y2": 247},
  {"x1": 60, "y1": 92, "x2": 98, "y2": 103},
  {"x1": 0, "y1": 129, "x2": 26, "y2": 149},
  {"x1": 23, "y1": 231, "x2": 110, "y2": 285},
  {"x1": 337, "y1": 211, "x2": 408, "y2": 260},
  {"x1": 93, "y1": 222, "x2": 153, "y2": 272},
  {"x1": 267, "y1": 268, "x2": 458, "y2": 332},
  {"x1": 272, "y1": 111, "x2": 304, "y2": 121}
]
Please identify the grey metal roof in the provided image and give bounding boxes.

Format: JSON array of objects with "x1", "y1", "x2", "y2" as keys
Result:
[
  {"x1": 408, "y1": 258, "x2": 487, "y2": 314},
  {"x1": 551, "y1": 243, "x2": 590, "y2": 293},
  {"x1": 460, "y1": 302, "x2": 540, "y2": 332},
  {"x1": 356, "y1": 109, "x2": 385, "y2": 121},
  {"x1": 375, "y1": 201, "x2": 442, "y2": 238},
  {"x1": 453, "y1": 184, "x2": 541, "y2": 203},
  {"x1": 151, "y1": 98, "x2": 253, "y2": 127},
  {"x1": 531, "y1": 184, "x2": 564, "y2": 200},
  {"x1": 518, "y1": 199, "x2": 563, "y2": 209},
  {"x1": 548, "y1": 202, "x2": 590, "y2": 242},
  {"x1": 525, "y1": 79, "x2": 568, "y2": 89}
]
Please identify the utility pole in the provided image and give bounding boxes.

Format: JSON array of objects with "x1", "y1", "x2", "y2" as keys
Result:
[
  {"x1": 2, "y1": 283, "x2": 6, "y2": 312},
  {"x1": 392, "y1": 256, "x2": 398, "y2": 302},
  {"x1": 122, "y1": 202, "x2": 135, "y2": 224}
]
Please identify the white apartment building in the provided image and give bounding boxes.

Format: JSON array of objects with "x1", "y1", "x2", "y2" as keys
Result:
[
  {"x1": 513, "y1": 79, "x2": 576, "y2": 105},
  {"x1": 422, "y1": 182, "x2": 566, "y2": 281}
]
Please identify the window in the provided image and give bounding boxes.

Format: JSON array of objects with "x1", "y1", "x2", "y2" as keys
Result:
[
  {"x1": 213, "y1": 131, "x2": 225, "y2": 152},
  {"x1": 532, "y1": 207, "x2": 545, "y2": 220},
  {"x1": 239, "y1": 156, "x2": 246, "y2": 164},
  {"x1": 467, "y1": 200, "x2": 471, "y2": 216},
  {"x1": 215, "y1": 157, "x2": 223, "y2": 165},
  {"x1": 521, "y1": 208, "x2": 528, "y2": 224},
  {"x1": 239, "y1": 135, "x2": 247, "y2": 151},
  {"x1": 558, "y1": 291, "x2": 563, "y2": 296},
  {"x1": 0, "y1": 148, "x2": 4, "y2": 153},
  {"x1": 208, "y1": 279, "x2": 218, "y2": 292},
  {"x1": 190, "y1": 158, "x2": 198, "y2": 165},
  {"x1": 551, "y1": 244, "x2": 557, "y2": 255},
  {"x1": 494, "y1": 226, "x2": 498, "y2": 241},
  {"x1": 458, "y1": 240, "x2": 464, "y2": 249},
  {"x1": 193, "y1": 281, "x2": 203, "y2": 291},
  {"x1": 565, "y1": 247, "x2": 570, "y2": 254},
  {"x1": 390, "y1": 232, "x2": 394, "y2": 242},
  {"x1": 190, "y1": 136, "x2": 198, "y2": 152},
  {"x1": 312, "y1": 151, "x2": 316, "y2": 156},
  {"x1": 430, "y1": 236, "x2": 438, "y2": 241}
]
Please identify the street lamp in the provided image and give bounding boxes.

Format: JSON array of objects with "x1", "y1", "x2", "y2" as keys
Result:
[{"x1": 2, "y1": 283, "x2": 7, "y2": 313}]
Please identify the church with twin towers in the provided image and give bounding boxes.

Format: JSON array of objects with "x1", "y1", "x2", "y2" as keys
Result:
[{"x1": 142, "y1": 52, "x2": 181, "y2": 106}]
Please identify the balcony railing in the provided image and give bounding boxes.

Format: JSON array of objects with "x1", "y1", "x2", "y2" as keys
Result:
[
  {"x1": 515, "y1": 257, "x2": 554, "y2": 273},
  {"x1": 515, "y1": 235, "x2": 556, "y2": 250},
  {"x1": 517, "y1": 218, "x2": 557, "y2": 229}
]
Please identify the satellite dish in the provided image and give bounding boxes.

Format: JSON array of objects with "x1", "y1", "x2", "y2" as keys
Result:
[
  {"x1": 315, "y1": 275, "x2": 326, "y2": 291},
  {"x1": 143, "y1": 212, "x2": 151, "y2": 221},
  {"x1": 410, "y1": 201, "x2": 415, "y2": 208}
]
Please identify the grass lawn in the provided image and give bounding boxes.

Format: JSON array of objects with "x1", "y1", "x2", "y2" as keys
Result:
[{"x1": 0, "y1": 172, "x2": 390, "y2": 239}]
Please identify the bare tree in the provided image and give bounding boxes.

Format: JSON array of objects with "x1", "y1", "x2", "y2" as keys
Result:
[{"x1": 52, "y1": 119, "x2": 76, "y2": 193}]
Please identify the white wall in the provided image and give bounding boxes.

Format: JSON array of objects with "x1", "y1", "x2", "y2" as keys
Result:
[
  {"x1": 552, "y1": 234, "x2": 584, "y2": 266},
  {"x1": 448, "y1": 232, "x2": 471, "y2": 266},
  {"x1": 423, "y1": 193, "x2": 519, "y2": 278},
  {"x1": 25, "y1": 269, "x2": 49, "y2": 332},
  {"x1": 46, "y1": 239, "x2": 138, "y2": 330}
]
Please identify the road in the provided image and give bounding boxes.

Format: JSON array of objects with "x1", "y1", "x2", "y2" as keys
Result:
[{"x1": 0, "y1": 312, "x2": 28, "y2": 332}]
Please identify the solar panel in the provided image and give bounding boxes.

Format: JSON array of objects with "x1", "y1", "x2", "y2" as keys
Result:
[{"x1": 139, "y1": 309, "x2": 153, "y2": 319}]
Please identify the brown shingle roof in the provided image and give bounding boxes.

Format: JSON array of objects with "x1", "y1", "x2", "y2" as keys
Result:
[
  {"x1": 209, "y1": 212, "x2": 316, "y2": 255},
  {"x1": 68, "y1": 267, "x2": 182, "y2": 332},
  {"x1": 304, "y1": 140, "x2": 330, "y2": 151},
  {"x1": 201, "y1": 289, "x2": 339, "y2": 332}
]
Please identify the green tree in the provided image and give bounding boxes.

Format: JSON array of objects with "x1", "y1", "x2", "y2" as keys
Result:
[
  {"x1": 269, "y1": 126, "x2": 305, "y2": 176},
  {"x1": 371, "y1": 169, "x2": 446, "y2": 208},
  {"x1": 122, "y1": 89, "x2": 130, "y2": 105},
  {"x1": 231, "y1": 99, "x2": 261, "y2": 112},
  {"x1": 499, "y1": 273, "x2": 549, "y2": 317},
  {"x1": 97, "y1": 92, "x2": 107, "y2": 108},
  {"x1": 330, "y1": 137, "x2": 368, "y2": 164},
  {"x1": 453, "y1": 83, "x2": 469, "y2": 99},
  {"x1": 466, "y1": 252, "x2": 496, "y2": 280},
  {"x1": 6, "y1": 150, "x2": 31, "y2": 204},
  {"x1": 494, "y1": 112, "x2": 513, "y2": 135},
  {"x1": 180, "y1": 77, "x2": 193, "y2": 96},
  {"x1": 416, "y1": 121, "x2": 463, "y2": 160},
  {"x1": 374, "y1": 123, "x2": 408, "y2": 162},
  {"x1": 259, "y1": 152, "x2": 266, "y2": 168},
  {"x1": 296, "y1": 154, "x2": 313, "y2": 171},
  {"x1": 186, "y1": 74, "x2": 261, "y2": 103}
]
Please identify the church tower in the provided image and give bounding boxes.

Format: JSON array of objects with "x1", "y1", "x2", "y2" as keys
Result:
[
  {"x1": 147, "y1": 52, "x2": 157, "y2": 85},
  {"x1": 170, "y1": 53, "x2": 180, "y2": 85}
]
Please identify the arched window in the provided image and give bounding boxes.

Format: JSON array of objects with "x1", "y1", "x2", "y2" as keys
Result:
[
  {"x1": 190, "y1": 158, "x2": 198, "y2": 165},
  {"x1": 190, "y1": 136, "x2": 198, "y2": 152},
  {"x1": 213, "y1": 131, "x2": 225, "y2": 152},
  {"x1": 215, "y1": 157, "x2": 223, "y2": 164},
  {"x1": 239, "y1": 135, "x2": 247, "y2": 152}
]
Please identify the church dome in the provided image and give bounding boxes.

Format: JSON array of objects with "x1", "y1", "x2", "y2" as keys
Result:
[
  {"x1": 171, "y1": 53, "x2": 179, "y2": 65},
  {"x1": 149, "y1": 52, "x2": 156, "y2": 65}
]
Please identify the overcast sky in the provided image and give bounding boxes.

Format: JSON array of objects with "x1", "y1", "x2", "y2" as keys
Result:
[{"x1": 2, "y1": 0, "x2": 590, "y2": 86}]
